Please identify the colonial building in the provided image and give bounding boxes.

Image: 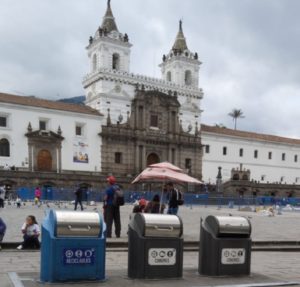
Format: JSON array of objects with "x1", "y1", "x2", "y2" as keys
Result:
[
  {"x1": 1, "y1": 0, "x2": 300, "y2": 197},
  {"x1": 83, "y1": 0, "x2": 203, "y2": 134},
  {"x1": 202, "y1": 125, "x2": 300, "y2": 185},
  {"x1": 0, "y1": 93, "x2": 103, "y2": 173},
  {"x1": 100, "y1": 88, "x2": 202, "y2": 178},
  {"x1": 83, "y1": 0, "x2": 203, "y2": 179}
]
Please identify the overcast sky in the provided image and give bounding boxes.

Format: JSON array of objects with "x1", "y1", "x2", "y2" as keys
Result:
[{"x1": 0, "y1": 0, "x2": 299, "y2": 138}]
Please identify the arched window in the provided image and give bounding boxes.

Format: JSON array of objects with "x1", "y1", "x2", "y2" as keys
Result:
[
  {"x1": 92, "y1": 54, "x2": 97, "y2": 72},
  {"x1": 112, "y1": 53, "x2": 120, "y2": 70},
  {"x1": 184, "y1": 70, "x2": 192, "y2": 86},
  {"x1": 232, "y1": 174, "x2": 239, "y2": 180},
  {"x1": 0, "y1": 138, "x2": 10, "y2": 157},
  {"x1": 167, "y1": 71, "x2": 172, "y2": 82}
]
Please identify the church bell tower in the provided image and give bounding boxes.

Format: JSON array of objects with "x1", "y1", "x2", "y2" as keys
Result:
[{"x1": 159, "y1": 20, "x2": 201, "y2": 88}]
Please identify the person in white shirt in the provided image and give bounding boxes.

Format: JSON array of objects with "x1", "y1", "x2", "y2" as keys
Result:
[
  {"x1": 16, "y1": 196, "x2": 22, "y2": 208},
  {"x1": 17, "y1": 215, "x2": 40, "y2": 250}
]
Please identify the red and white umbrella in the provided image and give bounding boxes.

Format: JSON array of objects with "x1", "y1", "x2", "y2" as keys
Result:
[
  {"x1": 132, "y1": 162, "x2": 202, "y2": 212},
  {"x1": 132, "y1": 161, "x2": 202, "y2": 184}
]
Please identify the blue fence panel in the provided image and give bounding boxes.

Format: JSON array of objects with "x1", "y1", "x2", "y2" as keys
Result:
[{"x1": 14, "y1": 186, "x2": 300, "y2": 207}]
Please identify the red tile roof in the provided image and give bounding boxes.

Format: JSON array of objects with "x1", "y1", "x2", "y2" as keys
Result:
[
  {"x1": 0, "y1": 92, "x2": 102, "y2": 116},
  {"x1": 201, "y1": 124, "x2": 300, "y2": 145}
]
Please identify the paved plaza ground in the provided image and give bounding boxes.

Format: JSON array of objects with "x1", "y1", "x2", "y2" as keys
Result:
[
  {"x1": 0, "y1": 202, "x2": 300, "y2": 286},
  {"x1": 0, "y1": 251, "x2": 299, "y2": 286},
  {"x1": 0, "y1": 201, "x2": 300, "y2": 242}
]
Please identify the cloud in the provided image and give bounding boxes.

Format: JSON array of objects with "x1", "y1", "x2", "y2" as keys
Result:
[{"x1": 0, "y1": 0, "x2": 299, "y2": 138}]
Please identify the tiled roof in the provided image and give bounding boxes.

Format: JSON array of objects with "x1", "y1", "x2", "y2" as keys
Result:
[
  {"x1": 0, "y1": 92, "x2": 102, "y2": 116},
  {"x1": 201, "y1": 124, "x2": 300, "y2": 145}
]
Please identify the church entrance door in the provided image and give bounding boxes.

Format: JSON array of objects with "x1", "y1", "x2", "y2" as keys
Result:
[
  {"x1": 147, "y1": 153, "x2": 160, "y2": 166},
  {"x1": 37, "y1": 149, "x2": 52, "y2": 171}
]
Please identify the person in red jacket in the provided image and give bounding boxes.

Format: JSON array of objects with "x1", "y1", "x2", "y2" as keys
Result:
[{"x1": 103, "y1": 176, "x2": 121, "y2": 238}]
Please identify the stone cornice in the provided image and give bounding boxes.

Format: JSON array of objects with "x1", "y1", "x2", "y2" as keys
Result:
[
  {"x1": 87, "y1": 36, "x2": 132, "y2": 51},
  {"x1": 82, "y1": 68, "x2": 203, "y2": 99},
  {"x1": 159, "y1": 55, "x2": 201, "y2": 67}
]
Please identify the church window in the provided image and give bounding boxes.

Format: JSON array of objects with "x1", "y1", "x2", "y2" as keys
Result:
[
  {"x1": 223, "y1": 146, "x2": 227, "y2": 156},
  {"x1": 0, "y1": 138, "x2": 10, "y2": 157},
  {"x1": 282, "y1": 153, "x2": 286, "y2": 161},
  {"x1": 232, "y1": 174, "x2": 239, "y2": 180},
  {"x1": 239, "y1": 148, "x2": 243, "y2": 157},
  {"x1": 76, "y1": 126, "x2": 82, "y2": 136},
  {"x1": 185, "y1": 158, "x2": 191, "y2": 169},
  {"x1": 184, "y1": 70, "x2": 192, "y2": 86},
  {"x1": 171, "y1": 148, "x2": 175, "y2": 164},
  {"x1": 254, "y1": 150, "x2": 258, "y2": 158},
  {"x1": 112, "y1": 53, "x2": 120, "y2": 70},
  {"x1": 75, "y1": 123, "x2": 85, "y2": 136},
  {"x1": 0, "y1": 116, "x2": 7, "y2": 127},
  {"x1": 167, "y1": 71, "x2": 172, "y2": 82},
  {"x1": 92, "y1": 54, "x2": 97, "y2": 72},
  {"x1": 205, "y1": 145, "x2": 210, "y2": 154},
  {"x1": 294, "y1": 155, "x2": 298, "y2": 163},
  {"x1": 39, "y1": 120, "x2": 47, "y2": 131},
  {"x1": 268, "y1": 151, "x2": 272, "y2": 160},
  {"x1": 115, "y1": 152, "x2": 122, "y2": 164},
  {"x1": 150, "y1": 114, "x2": 158, "y2": 128}
]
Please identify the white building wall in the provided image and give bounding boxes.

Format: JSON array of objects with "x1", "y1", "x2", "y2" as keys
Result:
[
  {"x1": 85, "y1": 81, "x2": 134, "y2": 124},
  {"x1": 161, "y1": 59, "x2": 200, "y2": 88},
  {"x1": 202, "y1": 132, "x2": 300, "y2": 184},
  {"x1": 0, "y1": 103, "x2": 103, "y2": 172}
]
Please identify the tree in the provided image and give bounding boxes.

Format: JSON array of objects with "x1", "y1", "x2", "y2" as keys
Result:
[
  {"x1": 228, "y1": 109, "x2": 245, "y2": 130},
  {"x1": 215, "y1": 123, "x2": 226, "y2": 129}
]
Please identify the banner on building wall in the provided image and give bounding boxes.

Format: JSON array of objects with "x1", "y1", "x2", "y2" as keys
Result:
[{"x1": 73, "y1": 140, "x2": 89, "y2": 163}]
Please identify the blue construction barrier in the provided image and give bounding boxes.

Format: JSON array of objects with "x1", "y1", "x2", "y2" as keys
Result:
[{"x1": 15, "y1": 187, "x2": 300, "y2": 206}]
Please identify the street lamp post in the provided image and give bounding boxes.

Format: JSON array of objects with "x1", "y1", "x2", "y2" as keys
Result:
[{"x1": 216, "y1": 166, "x2": 223, "y2": 209}]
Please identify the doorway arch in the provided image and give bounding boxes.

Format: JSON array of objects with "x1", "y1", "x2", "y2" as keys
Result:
[
  {"x1": 147, "y1": 153, "x2": 160, "y2": 166},
  {"x1": 37, "y1": 149, "x2": 52, "y2": 171}
]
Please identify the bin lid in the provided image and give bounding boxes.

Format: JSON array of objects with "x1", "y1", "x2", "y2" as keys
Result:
[
  {"x1": 54, "y1": 210, "x2": 102, "y2": 238},
  {"x1": 204, "y1": 215, "x2": 251, "y2": 237},
  {"x1": 130, "y1": 213, "x2": 183, "y2": 238}
]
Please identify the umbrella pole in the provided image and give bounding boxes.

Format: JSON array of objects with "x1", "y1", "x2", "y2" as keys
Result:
[{"x1": 159, "y1": 182, "x2": 165, "y2": 214}]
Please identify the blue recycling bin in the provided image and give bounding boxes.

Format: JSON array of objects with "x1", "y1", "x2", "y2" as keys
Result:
[{"x1": 40, "y1": 209, "x2": 106, "y2": 283}]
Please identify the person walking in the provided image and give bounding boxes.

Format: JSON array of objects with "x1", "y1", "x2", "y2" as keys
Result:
[
  {"x1": 16, "y1": 196, "x2": 22, "y2": 208},
  {"x1": 34, "y1": 187, "x2": 41, "y2": 205},
  {"x1": 166, "y1": 182, "x2": 180, "y2": 215},
  {"x1": 0, "y1": 217, "x2": 6, "y2": 250},
  {"x1": 103, "y1": 176, "x2": 121, "y2": 238},
  {"x1": 74, "y1": 186, "x2": 84, "y2": 211},
  {"x1": 17, "y1": 215, "x2": 40, "y2": 250},
  {"x1": 0, "y1": 185, "x2": 5, "y2": 208}
]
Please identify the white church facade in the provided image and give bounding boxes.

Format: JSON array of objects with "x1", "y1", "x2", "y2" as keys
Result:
[
  {"x1": 1, "y1": 0, "x2": 300, "y2": 191},
  {"x1": 82, "y1": 0, "x2": 300, "y2": 185}
]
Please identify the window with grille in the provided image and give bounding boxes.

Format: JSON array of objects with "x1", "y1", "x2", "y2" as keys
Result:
[{"x1": 0, "y1": 116, "x2": 7, "y2": 127}]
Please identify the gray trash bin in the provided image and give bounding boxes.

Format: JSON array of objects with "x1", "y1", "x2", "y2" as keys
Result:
[
  {"x1": 199, "y1": 215, "x2": 251, "y2": 276},
  {"x1": 128, "y1": 213, "x2": 183, "y2": 279}
]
